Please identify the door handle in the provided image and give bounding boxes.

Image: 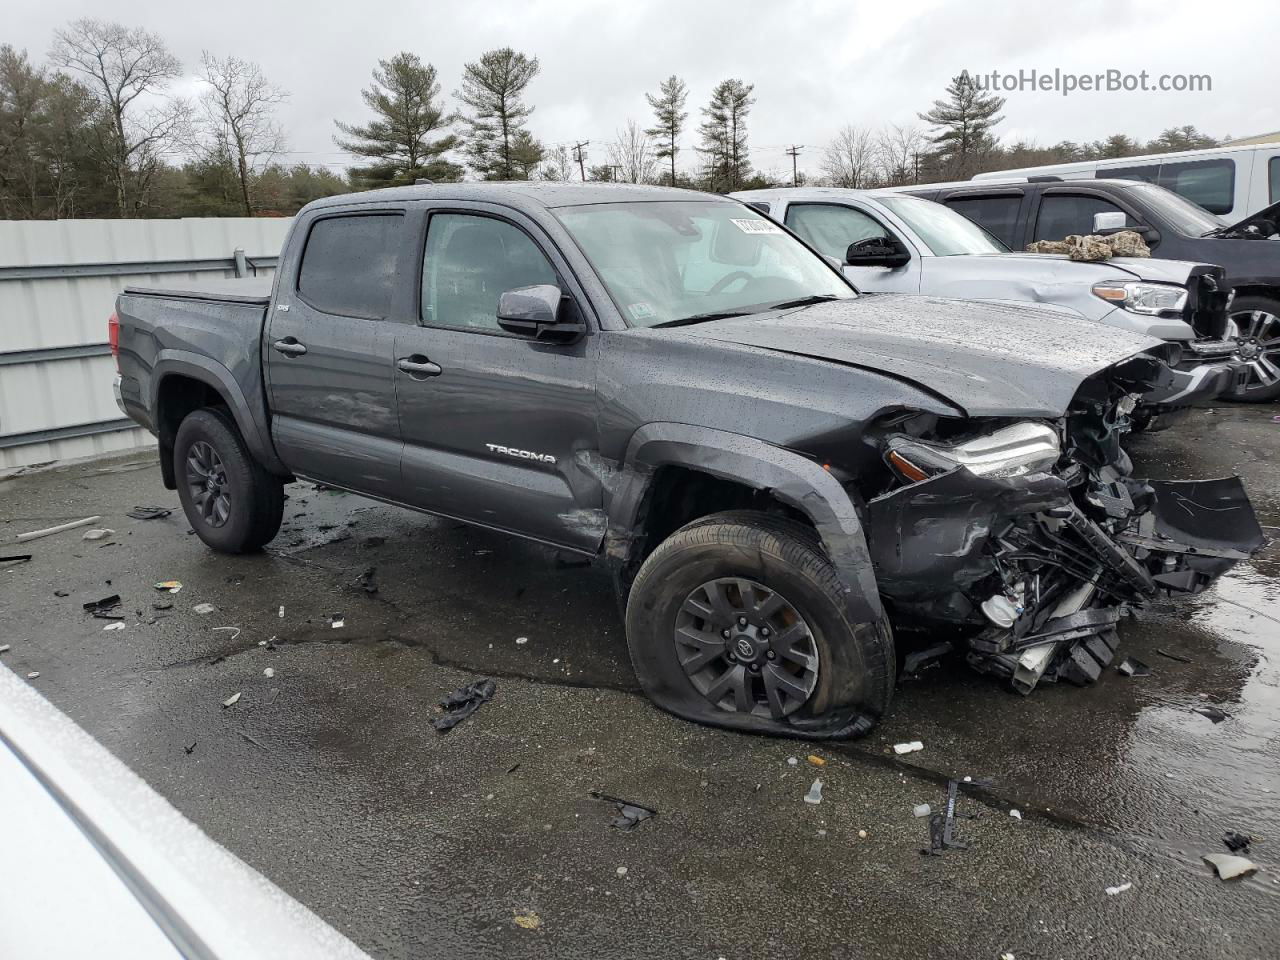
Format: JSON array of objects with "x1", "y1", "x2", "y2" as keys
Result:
[
  {"x1": 397, "y1": 355, "x2": 442, "y2": 378},
  {"x1": 272, "y1": 337, "x2": 307, "y2": 357}
]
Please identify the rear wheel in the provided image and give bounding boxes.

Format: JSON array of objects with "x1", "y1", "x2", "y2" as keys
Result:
[
  {"x1": 174, "y1": 408, "x2": 284, "y2": 553},
  {"x1": 624, "y1": 510, "x2": 894, "y2": 739},
  {"x1": 1224, "y1": 296, "x2": 1280, "y2": 402}
]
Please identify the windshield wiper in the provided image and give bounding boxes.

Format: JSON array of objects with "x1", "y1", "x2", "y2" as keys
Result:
[
  {"x1": 770, "y1": 294, "x2": 840, "y2": 310},
  {"x1": 651, "y1": 310, "x2": 752, "y2": 328}
]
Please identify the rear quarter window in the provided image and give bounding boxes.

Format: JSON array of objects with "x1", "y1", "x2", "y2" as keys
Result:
[
  {"x1": 297, "y1": 213, "x2": 405, "y2": 319},
  {"x1": 1156, "y1": 158, "x2": 1235, "y2": 215},
  {"x1": 1270, "y1": 157, "x2": 1280, "y2": 204}
]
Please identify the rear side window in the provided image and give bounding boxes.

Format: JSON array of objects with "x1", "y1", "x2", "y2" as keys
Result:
[
  {"x1": 784, "y1": 203, "x2": 890, "y2": 260},
  {"x1": 1032, "y1": 194, "x2": 1129, "y2": 242},
  {"x1": 1157, "y1": 158, "x2": 1235, "y2": 215},
  {"x1": 1270, "y1": 157, "x2": 1279, "y2": 204},
  {"x1": 297, "y1": 214, "x2": 404, "y2": 319},
  {"x1": 943, "y1": 195, "x2": 1022, "y2": 248}
]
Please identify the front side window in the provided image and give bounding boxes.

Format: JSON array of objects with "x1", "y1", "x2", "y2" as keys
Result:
[
  {"x1": 297, "y1": 214, "x2": 404, "y2": 319},
  {"x1": 555, "y1": 200, "x2": 853, "y2": 329},
  {"x1": 1124, "y1": 182, "x2": 1224, "y2": 237},
  {"x1": 1157, "y1": 158, "x2": 1235, "y2": 215},
  {"x1": 1032, "y1": 194, "x2": 1128, "y2": 243},
  {"x1": 878, "y1": 195, "x2": 1008, "y2": 255},
  {"x1": 938, "y1": 195, "x2": 1022, "y2": 249},
  {"x1": 421, "y1": 213, "x2": 558, "y2": 332},
  {"x1": 784, "y1": 203, "x2": 888, "y2": 260}
]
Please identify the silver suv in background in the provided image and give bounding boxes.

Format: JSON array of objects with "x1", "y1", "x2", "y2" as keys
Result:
[{"x1": 730, "y1": 188, "x2": 1238, "y2": 394}]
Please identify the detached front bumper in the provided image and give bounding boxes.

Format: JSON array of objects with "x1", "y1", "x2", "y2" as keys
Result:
[
  {"x1": 866, "y1": 466, "x2": 1265, "y2": 695},
  {"x1": 1145, "y1": 354, "x2": 1250, "y2": 406}
]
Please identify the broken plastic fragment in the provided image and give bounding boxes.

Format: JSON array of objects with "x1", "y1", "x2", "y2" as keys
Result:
[
  {"x1": 278, "y1": 605, "x2": 285, "y2": 618},
  {"x1": 330, "y1": 615, "x2": 344, "y2": 629},
  {"x1": 786, "y1": 756, "x2": 798, "y2": 765},
  {"x1": 913, "y1": 804, "x2": 931, "y2": 818},
  {"x1": 1009, "y1": 809, "x2": 1022, "y2": 820},
  {"x1": 515, "y1": 636, "x2": 529, "y2": 645},
  {"x1": 1117, "y1": 657, "x2": 1151, "y2": 677},
  {"x1": 127, "y1": 506, "x2": 172, "y2": 520},
  {"x1": 193, "y1": 603, "x2": 216, "y2": 615},
  {"x1": 803, "y1": 779, "x2": 824, "y2": 805},
  {"x1": 894, "y1": 741, "x2": 924, "y2": 755},
  {"x1": 431, "y1": 678, "x2": 496, "y2": 733},
  {"x1": 221, "y1": 692, "x2": 241, "y2": 708},
  {"x1": 807, "y1": 754, "x2": 826, "y2": 767},
  {"x1": 1105, "y1": 881, "x2": 1132, "y2": 895},
  {"x1": 83, "y1": 594, "x2": 123, "y2": 619},
  {"x1": 154, "y1": 580, "x2": 182, "y2": 593},
  {"x1": 1203, "y1": 853, "x2": 1258, "y2": 881},
  {"x1": 0, "y1": 645, "x2": 10, "y2": 654},
  {"x1": 103, "y1": 622, "x2": 125, "y2": 632},
  {"x1": 592, "y1": 791, "x2": 657, "y2": 831},
  {"x1": 82, "y1": 528, "x2": 114, "y2": 540},
  {"x1": 263, "y1": 667, "x2": 275, "y2": 678},
  {"x1": 1223, "y1": 831, "x2": 1253, "y2": 853},
  {"x1": 1194, "y1": 705, "x2": 1230, "y2": 724},
  {"x1": 26, "y1": 671, "x2": 40, "y2": 679}
]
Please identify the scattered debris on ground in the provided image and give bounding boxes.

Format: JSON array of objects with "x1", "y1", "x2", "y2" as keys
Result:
[
  {"x1": 222, "y1": 692, "x2": 241, "y2": 708},
  {"x1": 807, "y1": 754, "x2": 826, "y2": 767},
  {"x1": 922, "y1": 780, "x2": 971, "y2": 856},
  {"x1": 153, "y1": 600, "x2": 173, "y2": 611},
  {"x1": 803, "y1": 779, "x2": 824, "y2": 805},
  {"x1": 278, "y1": 605, "x2": 285, "y2": 618},
  {"x1": 1203, "y1": 853, "x2": 1258, "y2": 881},
  {"x1": 329, "y1": 614, "x2": 345, "y2": 629},
  {"x1": 1193, "y1": 705, "x2": 1231, "y2": 724},
  {"x1": 263, "y1": 667, "x2": 275, "y2": 678},
  {"x1": 903, "y1": 641, "x2": 953, "y2": 676},
  {"x1": 894, "y1": 741, "x2": 924, "y2": 755},
  {"x1": 82, "y1": 594, "x2": 122, "y2": 619},
  {"x1": 913, "y1": 803, "x2": 931, "y2": 818},
  {"x1": 103, "y1": 622, "x2": 126, "y2": 632},
  {"x1": 240, "y1": 732, "x2": 268, "y2": 750},
  {"x1": 0, "y1": 554, "x2": 33, "y2": 565},
  {"x1": 16, "y1": 516, "x2": 101, "y2": 542},
  {"x1": 1156, "y1": 648, "x2": 1194, "y2": 664},
  {"x1": 82, "y1": 528, "x2": 114, "y2": 541},
  {"x1": 1117, "y1": 657, "x2": 1152, "y2": 678},
  {"x1": 515, "y1": 636, "x2": 529, "y2": 645},
  {"x1": 0, "y1": 645, "x2": 10, "y2": 654},
  {"x1": 512, "y1": 911, "x2": 541, "y2": 931},
  {"x1": 127, "y1": 505, "x2": 172, "y2": 520},
  {"x1": 1105, "y1": 881, "x2": 1133, "y2": 895},
  {"x1": 184, "y1": 742, "x2": 196, "y2": 754},
  {"x1": 193, "y1": 603, "x2": 216, "y2": 615},
  {"x1": 211, "y1": 626, "x2": 241, "y2": 641},
  {"x1": 592, "y1": 791, "x2": 657, "y2": 831},
  {"x1": 1223, "y1": 831, "x2": 1254, "y2": 853},
  {"x1": 354, "y1": 567, "x2": 378, "y2": 595},
  {"x1": 26, "y1": 672, "x2": 39, "y2": 679},
  {"x1": 154, "y1": 580, "x2": 183, "y2": 593},
  {"x1": 431, "y1": 678, "x2": 496, "y2": 733},
  {"x1": 1009, "y1": 809, "x2": 1023, "y2": 820},
  {"x1": 786, "y1": 757, "x2": 798, "y2": 766}
]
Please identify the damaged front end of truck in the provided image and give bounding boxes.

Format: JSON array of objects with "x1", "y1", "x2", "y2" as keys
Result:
[{"x1": 864, "y1": 353, "x2": 1265, "y2": 693}]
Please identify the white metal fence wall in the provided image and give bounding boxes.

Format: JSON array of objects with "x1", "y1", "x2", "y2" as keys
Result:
[{"x1": 0, "y1": 217, "x2": 294, "y2": 469}]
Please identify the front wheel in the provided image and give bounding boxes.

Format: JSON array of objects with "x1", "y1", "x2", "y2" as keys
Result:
[
  {"x1": 624, "y1": 511, "x2": 894, "y2": 739},
  {"x1": 174, "y1": 408, "x2": 284, "y2": 553},
  {"x1": 1223, "y1": 296, "x2": 1280, "y2": 403}
]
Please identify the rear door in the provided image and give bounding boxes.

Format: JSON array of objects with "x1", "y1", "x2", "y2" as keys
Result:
[
  {"x1": 393, "y1": 202, "x2": 603, "y2": 552},
  {"x1": 936, "y1": 190, "x2": 1029, "y2": 249},
  {"x1": 265, "y1": 206, "x2": 414, "y2": 498}
]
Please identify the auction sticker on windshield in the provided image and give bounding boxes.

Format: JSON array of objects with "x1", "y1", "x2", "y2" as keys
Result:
[{"x1": 730, "y1": 218, "x2": 784, "y2": 235}]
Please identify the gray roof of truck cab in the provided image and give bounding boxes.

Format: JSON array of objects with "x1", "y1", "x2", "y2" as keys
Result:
[{"x1": 302, "y1": 181, "x2": 719, "y2": 215}]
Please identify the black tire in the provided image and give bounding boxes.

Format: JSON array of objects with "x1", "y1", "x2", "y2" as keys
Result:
[
  {"x1": 624, "y1": 510, "x2": 894, "y2": 739},
  {"x1": 174, "y1": 408, "x2": 284, "y2": 554},
  {"x1": 1223, "y1": 295, "x2": 1280, "y2": 403}
]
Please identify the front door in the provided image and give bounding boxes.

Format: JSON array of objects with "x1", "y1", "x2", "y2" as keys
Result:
[
  {"x1": 393, "y1": 204, "x2": 603, "y2": 552},
  {"x1": 266, "y1": 208, "x2": 411, "y2": 498},
  {"x1": 782, "y1": 201, "x2": 921, "y2": 293}
]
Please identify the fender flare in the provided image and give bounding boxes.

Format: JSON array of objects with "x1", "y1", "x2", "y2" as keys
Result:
[
  {"x1": 605, "y1": 422, "x2": 883, "y2": 624},
  {"x1": 151, "y1": 351, "x2": 288, "y2": 475}
]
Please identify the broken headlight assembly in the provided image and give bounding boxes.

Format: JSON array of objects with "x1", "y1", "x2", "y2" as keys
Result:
[
  {"x1": 1092, "y1": 280, "x2": 1188, "y2": 317},
  {"x1": 883, "y1": 421, "x2": 1061, "y2": 484}
]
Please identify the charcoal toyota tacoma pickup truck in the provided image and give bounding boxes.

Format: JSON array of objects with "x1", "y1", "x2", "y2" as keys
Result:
[{"x1": 112, "y1": 183, "x2": 1263, "y2": 739}]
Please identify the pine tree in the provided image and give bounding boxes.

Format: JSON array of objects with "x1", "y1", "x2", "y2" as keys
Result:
[
  {"x1": 334, "y1": 52, "x2": 461, "y2": 188},
  {"x1": 644, "y1": 75, "x2": 688, "y2": 186},
  {"x1": 918, "y1": 71, "x2": 1004, "y2": 179},
  {"x1": 456, "y1": 48, "x2": 541, "y2": 180},
  {"x1": 697, "y1": 79, "x2": 754, "y2": 193}
]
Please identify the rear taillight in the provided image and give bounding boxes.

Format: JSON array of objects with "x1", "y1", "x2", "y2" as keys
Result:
[{"x1": 108, "y1": 312, "x2": 120, "y2": 367}]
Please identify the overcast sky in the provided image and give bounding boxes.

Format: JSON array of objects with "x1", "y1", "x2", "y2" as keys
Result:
[{"x1": 8, "y1": 0, "x2": 1278, "y2": 178}]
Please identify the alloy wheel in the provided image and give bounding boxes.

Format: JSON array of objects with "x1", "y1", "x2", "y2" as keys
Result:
[
  {"x1": 1229, "y1": 308, "x2": 1280, "y2": 394},
  {"x1": 674, "y1": 577, "x2": 819, "y2": 719},
  {"x1": 185, "y1": 440, "x2": 231, "y2": 528}
]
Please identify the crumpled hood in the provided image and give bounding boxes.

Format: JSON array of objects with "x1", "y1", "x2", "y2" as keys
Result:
[
  {"x1": 989, "y1": 252, "x2": 1201, "y2": 285},
  {"x1": 1215, "y1": 198, "x2": 1280, "y2": 239},
  {"x1": 675, "y1": 296, "x2": 1164, "y2": 417}
]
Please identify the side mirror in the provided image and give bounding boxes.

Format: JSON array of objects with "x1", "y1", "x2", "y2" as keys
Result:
[
  {"x1": 1093, "y1": 211, "x2": 1127, "y2": 233},
  {"x1": 845, "y1": 237, "x2": 911, "y2": 268},
  {"x1": 496, "y1": 284, "x2": 585, "y2": 343}
]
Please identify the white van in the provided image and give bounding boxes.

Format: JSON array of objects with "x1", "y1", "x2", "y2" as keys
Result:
[{"x1": 971, "y1": 142, "x2": 1280, "y2": 222}]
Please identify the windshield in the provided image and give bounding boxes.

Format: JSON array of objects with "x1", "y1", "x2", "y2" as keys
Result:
[
  {"x1": 1125, "y1": 182, "x2": 1225, "y2": 237},
  {"x1": 554, "y1": 200, "x2": 854, "y2": 328},
  {"x1": 877, "y1": 195, "x2": 1009, "y2": 255}
]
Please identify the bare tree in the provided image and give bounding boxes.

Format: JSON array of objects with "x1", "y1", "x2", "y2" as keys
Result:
[
  {"x1": 821, "y1": 124, "x2": 877, "y2": 188},
  {"x1": 199, "y1": 52, "x2": 286, "y2": 215},
  {"x1": 539, "y1": 144, "x2": 575, "y2": 182},
  {"x1": 607, "y1": 120, "x2": 656, "y2": 184},
  {"x1": 877, "y1": 123, "x2": 928, "y2": 186},
  {"x1": 49, "y1": 19, "x2": 189, "y2": 215}
]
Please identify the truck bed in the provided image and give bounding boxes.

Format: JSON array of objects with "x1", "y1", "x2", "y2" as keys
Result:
[{"x1": 122, "y1": 277, "x2": 273, "y2": 305}]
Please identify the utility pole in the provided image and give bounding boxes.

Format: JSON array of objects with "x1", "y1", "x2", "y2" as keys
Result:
[
  {"x1": 572, "y1": 141, "x2": 590, "y2": 182},
  {"x1": 785, "y1": 145, "x2": 804, "y2": 187}
]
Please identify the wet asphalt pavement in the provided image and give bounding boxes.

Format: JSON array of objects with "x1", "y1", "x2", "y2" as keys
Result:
[{"x1": 1, "y1": 404, "x2": 1278, "y2": 960}]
